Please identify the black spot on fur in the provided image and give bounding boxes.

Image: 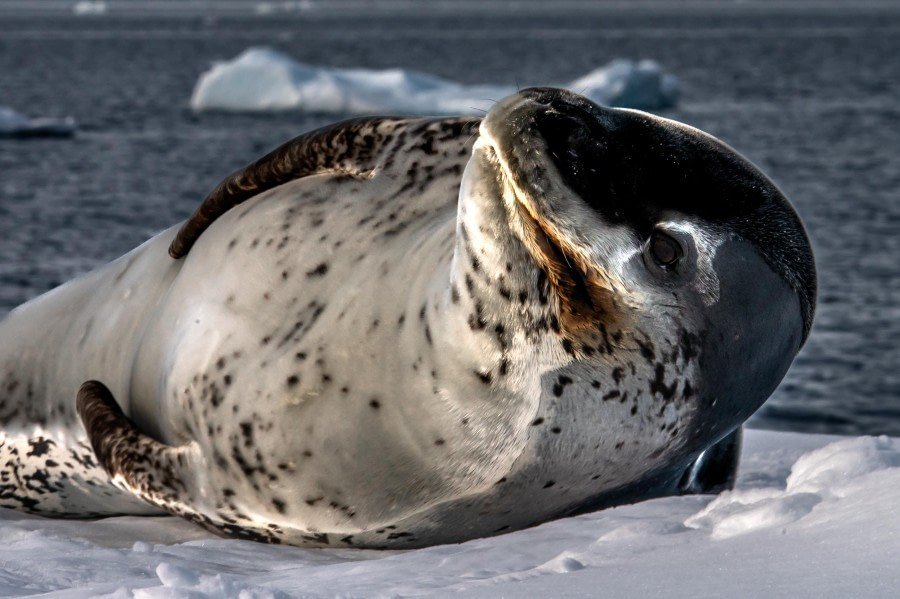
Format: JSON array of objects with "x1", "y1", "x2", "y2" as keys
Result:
[
  {"x1": 649, "y1": 363, "x2": 678, "y2": 401},
  {"x1": 307, "y1": 263, "x2": 329, "y2": 277},
  {"x1": 552, "y1": 375, "x2": 573, "y2": 397},
  {"x1": 637, "y1": 339, "x2": 655, "y2": 362},
  {"x1": 499, "y1": 358, "x2": 510, "y2": 376},
  {"x1": 474, "y1": 370, "x2": 492, "y2": 385},
  {"x1": 26, "y1": 438, "x2": 53, "y2": 458},
  {"x1": 549, "y1": 316, "x2": 560, "y2": 333},
  {"x1": 679, "y1": 328, "x2": 701, "y2": 362}
]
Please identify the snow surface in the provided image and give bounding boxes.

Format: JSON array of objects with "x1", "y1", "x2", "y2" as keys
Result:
[
  {"x1": 190, "y1": 47, "x2": 680, "y2": 115},
  {"x1": 0, "y1": 106, "x2": 75, "y2": 138},
  {"x1": 1, "y1": 430, "x2": 897, "y2": 598}
]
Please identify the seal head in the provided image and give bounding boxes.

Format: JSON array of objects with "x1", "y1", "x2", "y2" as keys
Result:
[{"x1": 471, "y1": 87, "x2": 815, "y2": 475}]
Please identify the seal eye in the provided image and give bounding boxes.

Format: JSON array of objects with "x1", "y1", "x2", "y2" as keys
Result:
[{"x1": 648, "y1": 232, "x2": 682, "y2": 268}]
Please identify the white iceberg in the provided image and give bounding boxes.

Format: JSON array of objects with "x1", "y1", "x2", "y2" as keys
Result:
[
  {"x1": 190, "y1": 47, "x2": 680, "y2": 115},
  {"x1": 72, "y1": 1, "x2": 107, "y2": 15},
  {"x1": 254, "y1": 0, "x2": 315, "y2": 15},
  {"x1": 1, "y1": 430, "x2": 896, "y2": 597},
  {"x1": 0, "y1": 106, "x2": 76, "y2": 139}
]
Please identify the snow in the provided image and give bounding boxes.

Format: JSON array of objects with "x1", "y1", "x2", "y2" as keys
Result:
[
  {"x1": 1, "y1": 430, "x2": 897, "y2": 598},
  {"x1": 190, "y1": 47, "x2": 680, "y2": 115},
  {"x1": 0, "y1": 106, "x2": 76, "y2": 139}
]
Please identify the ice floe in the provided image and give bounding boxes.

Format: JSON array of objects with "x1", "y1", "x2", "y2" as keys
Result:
[
  {"x1": 190, "y1": 47, "x2": 680, "y2": 115},
  {"x1": 0, "y1": 106, "x2": 76, "y2": 139},
  {"x1": 72, "y1": 1, "x2": 107, "y2": 16},
  {"x1": 0, "y1": 430, "x2": 896, "y2": 597}
]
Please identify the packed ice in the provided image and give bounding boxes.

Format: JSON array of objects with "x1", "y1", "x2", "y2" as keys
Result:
[
  {"x1": 0, "y1": 106, "x2": 76, "y2": 139},
  {"x1": 1, "y1": 430, "x2": 896, "y2": 597},
  {"x1": 190, "y1": 47, "x2": 680, "y2": 115}
]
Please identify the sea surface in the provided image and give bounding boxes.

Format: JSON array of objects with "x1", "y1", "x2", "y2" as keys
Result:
[{"x1": 1, "y1": 1, "x2": 899, "y2": 436}]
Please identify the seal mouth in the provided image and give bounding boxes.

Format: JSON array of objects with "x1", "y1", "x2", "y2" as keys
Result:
[
  {"x1": 512, "y1": 189, "x2": 596, "y2": 316},
  {"x1": 478, "y1": 139, "x2": 612, "y2": 326}
]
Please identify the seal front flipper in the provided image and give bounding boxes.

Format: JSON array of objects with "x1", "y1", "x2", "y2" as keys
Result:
[
  {"x1": 76, "y1": 380, "x2": 205, "y2": 519},
  {"x1": 678, "y1": 427, "x2": 743, "y2": 495},
  {"x1": 168, "y1": 116, "x2": 479, "y2": 258}
]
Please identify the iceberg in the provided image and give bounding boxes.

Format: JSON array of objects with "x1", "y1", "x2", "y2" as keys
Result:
[
  {"x1": 0, "y1": 106, "x2": 76, "y2": 139},
  {"x1": 72, "y1": 1, "x2": 108, "y2": 15},
  {"x1": 1, "y1": 430, "x2": 896, "y2": 597},
  {"x1": 190, "y1": 47, "x2": 680, "y2": 115}
]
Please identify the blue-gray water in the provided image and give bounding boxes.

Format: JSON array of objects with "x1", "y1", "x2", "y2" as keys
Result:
[{"x1": 1, "y1": 3, "x2": 899, "y2": 436}]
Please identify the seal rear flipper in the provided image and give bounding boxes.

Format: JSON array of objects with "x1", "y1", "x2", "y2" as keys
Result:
[
  {"x1": 76, "y1": 380, "x2": 206, "y2": 520},
  {"x1": 0, "y1": 434, "x2": 164, "y2": 517},
  {"x1": 77, "y1": 381, "x2": 324, "y2": 544},
  {"x1": 678, "y1": 427, "x2": 743, "y2": 495}
]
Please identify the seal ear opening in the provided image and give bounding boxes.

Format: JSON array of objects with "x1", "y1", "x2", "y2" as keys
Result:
[{"x1": 76, "y1": 380, "x2": 202, "y2": 516}]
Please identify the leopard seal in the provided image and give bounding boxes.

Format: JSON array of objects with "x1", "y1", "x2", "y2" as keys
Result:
[{"x1": 0, "y1": 87, "x2": 816, "y2": 548}]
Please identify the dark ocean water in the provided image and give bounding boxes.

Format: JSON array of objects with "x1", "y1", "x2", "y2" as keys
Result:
[{"x1": 1, "y1": 3, "x2": 899, "y2": 435}]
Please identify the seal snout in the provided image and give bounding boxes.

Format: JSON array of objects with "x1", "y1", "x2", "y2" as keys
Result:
[
  {"x1": 475, "y1": 88, "x2": 633, "y2": 330},
  {"x1": 479, "y1": 87, "x2": 622, "y2": 230}
]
